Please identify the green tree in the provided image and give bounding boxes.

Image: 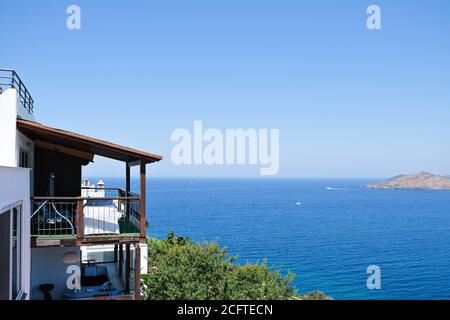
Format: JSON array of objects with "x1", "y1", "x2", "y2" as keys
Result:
[
  {"x1": 223, "y1": 262, "x2": 296, "y2": 300},
  {"x1": 142, "y1": 232, "x2": 329, "y2": 300}
]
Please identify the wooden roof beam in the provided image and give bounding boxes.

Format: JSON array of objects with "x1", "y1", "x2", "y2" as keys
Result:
[{"x1": 36, "y1": 140, "x2": 94, "y2": 163}]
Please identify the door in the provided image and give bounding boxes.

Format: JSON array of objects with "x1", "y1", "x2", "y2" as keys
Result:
[{"x1": 0, "y1": 210, "x2": 11, "y2": 300}]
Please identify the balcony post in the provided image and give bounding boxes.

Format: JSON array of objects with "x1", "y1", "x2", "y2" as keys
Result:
[
  {"x1": 114, "y1": 244, "x2": 118, "y2": 263},
  {"x1": 134, "y1": 244, "x2": 141, "y2": 300},
  {"x1": 76, "y1": 197, "x2": 84, "y2": 241},
  {"x1": 125, "y1": 244, "x2": 131, "y2": 293},
  {"x1": 126, "y1": 162, "x2": 131, "y2": 216},
  {"x1": 126, "y1": 162, "x2": 130, "y2": 195},
  {"x1": 119, "y1": 244, "x2": 123, "y2": 277},
  {"x1": 140, "y1": 160, "x2": 146, "y2": 241}
]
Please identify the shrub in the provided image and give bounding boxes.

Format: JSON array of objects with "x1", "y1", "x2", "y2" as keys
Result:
[{"x1": 142, "y1": 232, "x2": 329, "y2": 300}]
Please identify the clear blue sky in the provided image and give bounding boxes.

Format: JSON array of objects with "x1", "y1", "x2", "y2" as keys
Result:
[{"x1": 1, "y1": 0, "x2": 450, "y2": 178}]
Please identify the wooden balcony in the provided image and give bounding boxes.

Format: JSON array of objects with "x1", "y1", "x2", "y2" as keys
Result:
[
  {"x1": 31, "y1": 188, "x2": 146, "y2": 247},
  {"x1": 16, "y1": 118, "x2": 163, "y2": 248}
]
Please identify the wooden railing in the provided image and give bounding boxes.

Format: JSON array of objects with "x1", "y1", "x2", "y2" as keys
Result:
[{"x1": 31, "y1": 188, "x2": 142, "y2": 240}]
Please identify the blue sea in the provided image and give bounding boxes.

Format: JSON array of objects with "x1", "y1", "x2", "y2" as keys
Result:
[{"x1": 101, "y1": 178, "x2": 450, "y2": 300}]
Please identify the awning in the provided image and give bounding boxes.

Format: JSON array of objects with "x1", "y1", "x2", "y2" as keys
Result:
[{"x1": 17, "y1": 118, "x2": 163, "y2": 164}]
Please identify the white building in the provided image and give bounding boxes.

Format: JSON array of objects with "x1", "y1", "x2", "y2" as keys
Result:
[{"x1": 0, "y1": 69, "x2": 162, "y2": 300}]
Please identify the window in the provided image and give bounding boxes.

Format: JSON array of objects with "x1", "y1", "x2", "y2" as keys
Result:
[{"x1": 19, "y1": 149, "x2": 30, "y2": 168}]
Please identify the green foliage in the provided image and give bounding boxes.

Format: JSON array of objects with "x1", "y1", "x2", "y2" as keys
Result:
[
  {"x1": 142, "y1": 232, "x2": 298, "y2": 300},
  {"x1": 223, "y1": 262, "x2": 297, "y2": 300},
  {"x1": 301, "y1": 291, "x2": 333, "y2": 300},
  {"x1": 293, "y1": 291, "x2": 333, "y2": 300}
]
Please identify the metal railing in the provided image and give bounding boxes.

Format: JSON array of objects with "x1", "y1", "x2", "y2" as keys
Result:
[
  {"x1": 31, "y1": 200, "x2": 77, "y2": 236},
  {"x1": 31, "y1": 188, "x2": 141, "y2": 238},
  {"x1": 0, "y1": 68, "x2": 34, "y2": 114}
]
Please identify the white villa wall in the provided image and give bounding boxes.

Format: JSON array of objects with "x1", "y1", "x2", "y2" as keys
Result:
[
  {"x1": 0, "y1": 166, "x2": 31, "y2": 300},
  {"x1": 31, "y1": 246, "x2": 81, "y2": 300},
  {"x1": 16, "y1": 131, "x2": 35, "y2": 195},
  {"x1": 0, "y1": 89, "x2": 18, "y2": 167},
  {"x1": 0, "y1": 88, "x2": 35, "y2": 169}
]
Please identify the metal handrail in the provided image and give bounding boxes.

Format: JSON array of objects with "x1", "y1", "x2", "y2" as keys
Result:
[{"x1": 0, "y1": 68, "x2": 34, "y2": 114}]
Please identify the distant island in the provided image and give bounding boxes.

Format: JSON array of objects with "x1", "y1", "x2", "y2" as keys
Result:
[{"x1": 365, "y1": 172, "x2": 450, "y2": 190}]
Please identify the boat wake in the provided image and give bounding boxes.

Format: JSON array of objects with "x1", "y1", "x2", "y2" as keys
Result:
[{"x1": 326, "y1": 186, "x2": 351, "y2": 191}]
